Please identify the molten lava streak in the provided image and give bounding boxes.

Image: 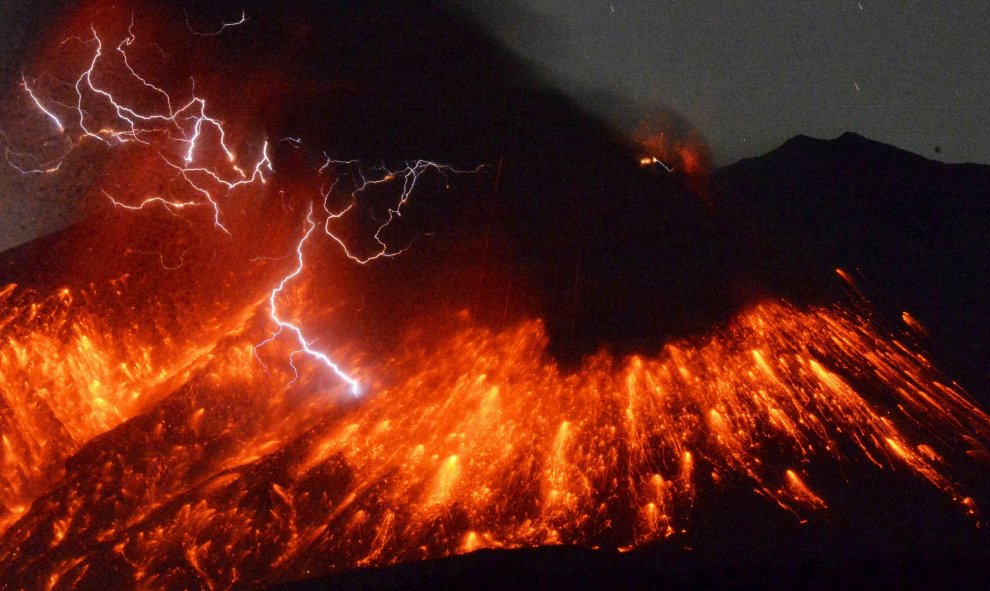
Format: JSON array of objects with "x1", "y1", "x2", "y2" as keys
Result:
[
  {"x1": 0, "y1": 10, "x2": 989, "y2": 591},
  {"x1": 2, "y1": 288, "x2": 989, "y2": 588}
]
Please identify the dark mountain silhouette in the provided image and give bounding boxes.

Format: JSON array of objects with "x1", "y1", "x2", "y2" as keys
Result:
[
  {"x1": 275, "y1": 546, "x2": 990, "y2": 591},
  {"x1": 714, "y1": 132, "x2": 990, "y2": 403}
]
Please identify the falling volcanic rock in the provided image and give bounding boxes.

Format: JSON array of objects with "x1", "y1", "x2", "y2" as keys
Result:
[
  {"x1": 714, "y1": 132, "x2": 990, "y2": 400},
  {"x1": 4, "y1": 284, "x2": 990, "y2": 588},
  {"x1": 1, "y1": 1, "x2": 990, "y2": 590}
]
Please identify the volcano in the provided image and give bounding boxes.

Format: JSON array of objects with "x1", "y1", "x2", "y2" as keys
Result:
[{"x1": 1, "y1": 1, "x2": 989, "y2": 590}]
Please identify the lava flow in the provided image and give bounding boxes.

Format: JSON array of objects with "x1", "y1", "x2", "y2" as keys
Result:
[
  {"x1": 1, "y1": 6, "x2": 989, "y2": 591},
  {"x1": 3, "y1": 283, "x2": 990, "y2": 589}
]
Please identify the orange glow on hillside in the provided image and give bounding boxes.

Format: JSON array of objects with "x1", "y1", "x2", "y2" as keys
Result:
[{"x1": 1, "y1": 282, "x2": 988, "y2": 587}]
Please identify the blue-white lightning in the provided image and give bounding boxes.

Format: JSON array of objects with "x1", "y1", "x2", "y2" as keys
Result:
[{"x1": 254, "y1": 205, "x2": 362, "y2": 396}]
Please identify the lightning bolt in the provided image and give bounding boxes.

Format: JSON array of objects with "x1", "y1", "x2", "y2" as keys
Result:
[
  {"x1": 185, "y1": 10, "x2": 249, "y2": 37},
  {"x1": 254, "y1": 205, "x2": 362, "y2": 396},
  {"x1": 14, "y1": 19, "x2": 479, "y2": 399},
  {"x1": 0, "y1": 130, "x2": 64, "y2": 174},
  {"x1": 20, "y1": 74, "x2": 64, "y2": 132},
  {"x1": 320, "y1": 157, "x2": 484, "y2": 263},
  {"x1": 14, "y1": 23, "x2": 272, "y2": 233},
  {"x1": 249, "y1": 158, "x2": 483, "y2": 396}
]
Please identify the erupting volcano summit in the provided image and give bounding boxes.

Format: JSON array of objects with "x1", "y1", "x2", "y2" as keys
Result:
[{"x1": 1, "y1": 2, "x2": 989, "y2": 590}]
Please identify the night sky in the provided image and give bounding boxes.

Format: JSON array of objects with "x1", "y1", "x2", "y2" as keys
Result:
[
  {"x1": 1, "y1": 1, "x2": 988, "y2": 250},
  {"x1": 454, "y1": 0, "x2": 989, "y2": 166}
]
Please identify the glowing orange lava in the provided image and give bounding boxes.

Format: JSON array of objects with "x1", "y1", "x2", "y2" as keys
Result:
[
  {"x1": 635, "y1": 118, "x2": 712, "y2": 178},
  {"x1": 1, "y1": 278, "x2": 988, "y2": 588}
]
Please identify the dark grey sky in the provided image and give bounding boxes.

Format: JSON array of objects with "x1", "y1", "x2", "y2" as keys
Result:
[
  {"x1": 1, "y1": 1, "x2": 987, "y2": 250},
  {"x1": 457, "y1": 1, "x2": 989, "y2": 166}
]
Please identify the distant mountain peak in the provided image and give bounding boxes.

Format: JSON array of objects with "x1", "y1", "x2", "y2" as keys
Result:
[
  {"x1": 835, "y1": 131, "x2": 868, "y2": 142},
  {"x1": 779, "y1": 131, "x2": 908, "y2": 156},
  {"x1": 721, "y1": 132, "x2": 946, "y2": 176}
]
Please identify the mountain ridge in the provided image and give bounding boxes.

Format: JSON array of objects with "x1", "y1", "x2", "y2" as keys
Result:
[{"x1": 713, "y1": 131, "x2": 990, "y2": 403}]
